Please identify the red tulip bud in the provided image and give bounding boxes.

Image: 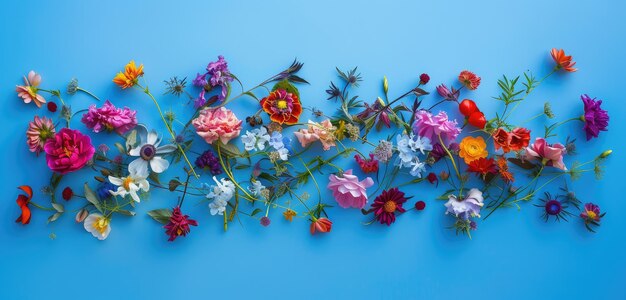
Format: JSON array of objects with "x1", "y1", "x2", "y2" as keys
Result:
[
  {"x1": 459, "y1": 99, "x2": 479, "y2": 117},
  {"x1": 468, "y1": 111, "x2": 487, "y2": 129}
]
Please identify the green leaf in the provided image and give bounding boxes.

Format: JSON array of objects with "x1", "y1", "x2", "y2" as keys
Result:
[
  {"x1": 147, "y1": 209, "x2": 172, "y2": 224},
  {"x1": 84, "y1": 183, "x2": 102, "y2": 213},
  {"x1": 272, "y1": 79, "x2": 300, "y2": 99},
  {"x1": 250, "y1": 208, "x2": 262, "y2": 217},
  {"x1": 168, "y1": 179, "x2": 181, "y2": 191},
  {"x1": 115, "y1": 209, "x2": 136, "y2": 217},
  {"x1": 214, "y1": 141, "x2": 240, "y2": 158}
]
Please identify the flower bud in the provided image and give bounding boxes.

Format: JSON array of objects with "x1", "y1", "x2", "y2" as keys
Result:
[
  {"x1": 75, "y1": 208, "x2": 89, "y2": 223},
  {"x1": 599, "y1": 150, "x2": 612, "y2": 158},
  {"x1": 383, "y1": 76, "x2": 389, "y2": 94}
]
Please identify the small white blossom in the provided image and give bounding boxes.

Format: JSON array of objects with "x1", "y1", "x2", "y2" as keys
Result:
[
  {"x1": 241, "y1": 127, "x2": 270, "y2": 151},
  {"x1": 248, "y1": 179, "x2": 266, "y2": 196},
  {"x1": 205, "y1": 176, "x2": 236, "y2": 215}
]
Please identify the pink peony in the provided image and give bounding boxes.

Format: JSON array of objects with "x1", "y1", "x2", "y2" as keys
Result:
[
  {"x1": 525, "y1": 138, "x2": 567, "y2": 170},
  {"x1": 192, "y1": 107, "x2": 242, "y2": 144},
  {"x1": 327, "y1": 169, "x2": 374, "y2": 209},
  {"x1": 44, "y1": 128, "x2": 95, "y2": 174},
  {"x1": 294, "y1": 119, "x2": 336, "y2": 150},
  {"x1": 81, "y1": 100, "x2": 137, "y2": 134},
  {"x1": 412, "y1": 110, "x2": 461, "y2": 145}
]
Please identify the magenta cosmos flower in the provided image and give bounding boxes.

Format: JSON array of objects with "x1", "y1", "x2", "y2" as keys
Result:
[
  {"x1": 524, "y1": 138, "x2": 567, "y2": 170},
  {"x1": 371, "y1": 188, "x2": 407, "y2": 226},
  {"x1": 16, "y1": 71, "x2": 47, "y2": 108},
  {"x1": 581, "y1": 94, "x2": 609, "y2": 140},
  {"x1": 81, "y1": 100, "x2": 138, "y2": 134},
  {"x1": 192, "y1": 107, "x2": 242, "y2": 144},
  {"x1": 413, "y1": 110, "x2": 461, "y2": 145},
  {"x1": 327, "y1": 169, "x2": 374, "y2": 209},
  {"x1": 44, "y1": 128, "x2": 95, "y2": 174},
  {"x1": 26, "y1": 116, "x2": 55, "y2": 154},
  {"x1": 164, "y1": 206, "x2": 198, "y2": 241}
]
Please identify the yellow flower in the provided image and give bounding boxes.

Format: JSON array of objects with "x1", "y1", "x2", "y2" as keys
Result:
[
  {"x1": 459, "y1": 136, "x2": 488, "y2": 164},
  {"x1": 113, "y1": 60, "x2": 144, "y2": 89},
  {"x1": 283, "y1": 209, "x2": 296, "y2": 222}
]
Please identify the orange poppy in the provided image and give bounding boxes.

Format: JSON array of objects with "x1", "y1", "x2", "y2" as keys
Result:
[
  {"x1": 113, "y1": 60, "x2": 144, "y2": 89},
  {"x1": 551, "y1": 48, "x2": 577, "y2": 72},
  {"x1": 15, "y1": 185, "x2": 33, "y2": 225}
]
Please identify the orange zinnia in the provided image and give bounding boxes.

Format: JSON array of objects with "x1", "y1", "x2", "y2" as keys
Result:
[
  {"x1": 496, "y1": 157, "x2": 514, "y2": 183},
  {"x1": 551, "y1": 48, "x2": 577, "y2": 72},
  {"x1": 113, "y1": 60, "x2": 144, "y2": 89}
]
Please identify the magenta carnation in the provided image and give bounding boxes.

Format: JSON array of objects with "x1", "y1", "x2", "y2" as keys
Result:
[
  {"x1": 327, "y1": 169, "x2": 374, "y2": 209},
  {"x1": 413, "y1": 110, "x2": 461, "y2": 145},
  {"x1": 192, "y1": 107, "x2": 242, "y2": 144},
  {"x1": 44, "y1": 128, "x2": 95, "y2": 174},
  {"x1": 81, "y1": 100, "x2": 137, "y2": 134}
]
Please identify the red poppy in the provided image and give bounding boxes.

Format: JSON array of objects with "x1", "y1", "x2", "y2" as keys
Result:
[
  {"x1": 260, "y1": 89, "x2": 302, "y2": 125},
  {"x1": 468, "y1": 111, "x2": 487, "y2": 129},
  {"x1": 468, "y1": 157, "x2": 497, "y2": 177},
  {"x1": 551, "y1": 48, "x2": 577, "y2": 72},
  {"x1": 15, "y1": 185, "x2": 33, "y2": 225},
  {"x1": 354, "y1": 154, "x2": 379, "y2": 173},
  {"x1": 310, "y1": 217, "x2": 332, "y2": 235},
  {"x1": 458, "y1": 70, "x2": 481, "y2": 90},
  {"x1": 492, "y1": 128, "x2": 512, "y2": 152},
  {"x1": 509, "y1": 127, "x2": 531, "y2": 151},
  {"x1": 459, "y1": 99, "x2": 479, "y2": 117}
]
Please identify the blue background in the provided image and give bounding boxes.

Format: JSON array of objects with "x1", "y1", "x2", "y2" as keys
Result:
[{"x1": 1, "y1": 0, "x2": 624, "y2": 299}]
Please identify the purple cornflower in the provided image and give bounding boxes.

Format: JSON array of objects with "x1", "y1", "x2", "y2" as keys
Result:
[
  {"x1": 195, "y1": 150, "x2": 222, "y2": 175},
  {"x1": 581, "y1": 94, "x2": 609, "y2": 140},
  {"x1": 97, "y1": 182, "x2": 116, "y2": 199}
]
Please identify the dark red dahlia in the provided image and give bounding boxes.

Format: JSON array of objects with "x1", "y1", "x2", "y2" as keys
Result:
[
  {"x1": 354, "y1": 153, "x2": 379, "y2": 173},
  {"x1": 164, "y1": 206, "x2": 198, "y2": 241},
  {"x1": 371, "y1": 188, "x2": 407, "y2": 226}
]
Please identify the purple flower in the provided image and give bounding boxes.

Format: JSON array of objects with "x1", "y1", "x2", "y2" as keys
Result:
[
  {"x1": 260, "y1": 216, "x2": 271, "y2": 227},
  {"x1": 207, "y1": 56, "x2": 233, "y2": 102},
  {"x1": 581, "y1": 94, "x2": 609, "y2": 140},
  {"x1": 193, "y1": 90, "x2": 207, "y2": 109},
  {"x1": 195, "y1": 150, "x2": 222, "y2": 175},
  {"x1": 413, "y1": 110, "x2": 461, "y2": 145},
  {"x1": 193, "y1": 73, "x2": 208, "y2": 87},
  {"x1": 436, "y1": 84, "x2": 458, "y2": 101}
]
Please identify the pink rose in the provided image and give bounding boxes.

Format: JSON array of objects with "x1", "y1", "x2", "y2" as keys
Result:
[
  {"x1": 294, "y1": 119, "x2": 336, "y2": 150},
  {"x1": 192, "y1": 107, "x2": 242, "y2": 144},
  {"x1": 81, "y1": 100, "x2": 137, "y2": 134},
  {"x1": 44, "y1": 128, "x2": 95, "y2": 174},
  {"x1": 525, "y1": 137, "x2": 567, "y2": 170},
  {"x1": 327, "y1": 169, "x2": 374, "y2": 209}
]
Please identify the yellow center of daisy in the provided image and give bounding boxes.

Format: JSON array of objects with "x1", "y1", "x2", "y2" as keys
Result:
[
  {"x1": 383, "y1": 201, "x2": 397, "y2": 213},
  {"x1": 587, "y1": 211, "x2": 597, "y2": 219},
  {"x1": 123, "y1": 177, "x2": 133, "y2": 191},
  {"x1": 93, "y1": 217, "x2": 109, "y2": 235},
  {"x1": 276, "y1": 100, "x2": 288, "y2": 109}
]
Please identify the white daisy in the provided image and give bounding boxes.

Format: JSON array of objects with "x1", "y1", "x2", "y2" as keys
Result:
[
  {"x1": 84, "y1": 213, "x2": 111, "y2": 240},
  {"x1": 108, "y1": 164, "x2": 150, "y2": 203},
  {"x1": 128, "y1": 124, "x2": 177, "y2": 177}
]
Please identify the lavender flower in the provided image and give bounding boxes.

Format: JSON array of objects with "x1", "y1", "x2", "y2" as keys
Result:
[
  {"x1": 581, "y1": 94, "x2": 609, "y2": 140},
  {"x1": 193, "y1": 73, "x2": 208, "y2": 87},
  {"x1": 444, "y1": 188, "x2": 484, "y2": 219}
]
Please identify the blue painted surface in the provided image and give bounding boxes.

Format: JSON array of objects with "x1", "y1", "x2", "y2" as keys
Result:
[{"x1": 1, "y1": 0, "x2": 624, "y2": 299}]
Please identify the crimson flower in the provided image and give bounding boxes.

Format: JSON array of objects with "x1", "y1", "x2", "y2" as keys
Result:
[
  {"x1": 164, "y1": 206, "x2": 198, "y2": 241},
  {"x1": 371, "y1": 188, "x2": 407, "y2": 226},
  {"x1": 354, "y1": 154, "x2": 379, "y2": 173},
  {"x1": 468, "y1": 157, "x2": 497, "y2": 178}
]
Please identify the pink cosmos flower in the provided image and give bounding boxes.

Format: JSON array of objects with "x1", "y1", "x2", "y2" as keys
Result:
[
  {"x1": 192, "y1": 107, "x2": 242, "y2": 144},
  {"x1": 525, "y1": 138, "x2": 567, "y2": 170},
  {"x1": 81, "y1": 100, "x2": 138, "y2": 134},
  {"x1": 26, "y1": 116, "x2": 56, "y2": 154},
  {"x1": 293, "y1": 119, "x2": 336, "y2": 150},
  {"x1": 412, "y1": 110, "x2": 461, "y2": 145},
  {"x1": 327, "y1": 169, "x2": 374, "y2": 209},
  {"x1": 44, "y1": 128, "x2": 95, "y2": 174},
  {"x1": 16, "y1": 71, "x2": 46, "y2": 108}
]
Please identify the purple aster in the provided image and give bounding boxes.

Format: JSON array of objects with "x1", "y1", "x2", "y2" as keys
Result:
[
  {"x1": 195, "y1": 150, "x2": 222, "y2": 175},
  {"x1": 581, "y1": 94, "x2": 609, "y2": 140}
]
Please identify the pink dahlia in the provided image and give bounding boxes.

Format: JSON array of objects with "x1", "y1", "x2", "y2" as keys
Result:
[
  {"x1": 327, "y1": 169, "x2": 374, "y2": 209},
  {"x1": 81, "y1": 100, "x2": 138, "y2": 134},
  {"x1": 525, "y1": 138, "x2": 567, "y2": 170},
  {"x1": 26, "y1": 116, "x2": 56, "y2": 154},
  {"x1": 16, "y1": 71, "x2": 46, "y2": 108},
  {"x1": 44, "y1": 128, "x2": 95, "y2": 174},
  {"x1": 192, "y1": 107, "x2": 243, "y2": 144},
  {"x1": 164, "y1": 206, "x2": 198, "y2": 241},
  {"x1": 294, "y1": 119, "x2": 336, "y2": 150},
  {"x1": 412, "y1": 110, "x2": 461, "y2": 145}
]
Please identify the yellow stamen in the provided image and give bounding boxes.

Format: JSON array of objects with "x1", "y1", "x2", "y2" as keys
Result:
[
  {"x1": 276, "y1": 100, "x2": 287, "y2": 109},
  {"x1": 123, "y1": 177, "x2": 133, "y2": 190},
  {"x1": 93, "y1": 217, "x2": 109, "y2": 235}
]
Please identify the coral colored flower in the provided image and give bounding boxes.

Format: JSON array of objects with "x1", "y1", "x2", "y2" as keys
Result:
[
  {"x1": 15, "y1": 186, "x2": 33, "y2": 225},
  {"x1": 16, "y1": 71, "x2": 47, "y2": 107},
  {"x1": 26, "y1": 116, "x2": 56, "y2": 155},
  {"x1": 44, "y1": 128, "x2": 95, "y2": 174},
  {"x1": 260, "y1": 89, "x2": 303, "y2": 125},
  {"x1": 551, "y1": 48, "x2": 577, "y2": 72},
  {"x1": 164, "y1": 206, "x2": 198, "y2": 241},
  {"x1": 525, "y1": 138, "x2": 567, "y2": 170},
  {"x1": 81, "y1": 100, "x2": 138, "y2": 134},
  {"x1": 113, "y1": 60, "x2": 144, "y2": 89},
  {"x1": 468, "y1": 111, "x2": 487, "y2": 129},
  {"x1": 581, "y1": 94, "x2": 609, "y2": 140},
  {"x1": 327, "y1": 169, "x2": 374, "y2": 209},
  {"x1": 412, "y1": 110, "x2": 462, "y2": 145},
  {"x1": 62, "y1": 187, "x2": 73, "y2": 201},
  {"x1": 310, "y1": 217, "x2": 332, "y2": 235},
  {"x1": 283, "y1": 209, "x2": 296, "y2": 222},
  {"x1": 371, "y1": 188, "x2": 407, "y2": 226},
  {"x1": 354, "y1": 154, "x2": 379, "y2": 173},
  {"x1": 496, "y1": 156, "x2": 514, "y2": 183},
  {"x1": 459, "y1": 99, "x2": 479, "y2": 117},
  {"x1": 493, "y1": 127, "x2": 531, "y2": 153},
  {"x1": 459, "y1": 136, "x2": 488, "y2": 164},
  {"x1": 458, "y1": 70, "x2": 481, "y2": 90},
  {"x1": 294, "y1": 119, "x2": 336, "y2": 150},
  {"x1": 192, "y1": 107, "x2": 243, "y2": 144},
  {"x1": 84, "y1": 213, "x2": 111, "y2": 240},
  {"x1": 467, "y1": 157, "x2": 497, "y2": 177}
]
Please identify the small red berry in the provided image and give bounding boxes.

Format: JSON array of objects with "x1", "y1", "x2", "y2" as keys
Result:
[
  {"x1": 419, "y1": 73, "x2": 430, "y2": 84},
  {"x1": 62, "y1": 187, "x2": 73, "y2": 201},
  {"x1": 415, "y1": 201, "x2": 426, "y2": 211},
  {"x1": 47, "y1": 102, "x2": 58, "y2": 112}
]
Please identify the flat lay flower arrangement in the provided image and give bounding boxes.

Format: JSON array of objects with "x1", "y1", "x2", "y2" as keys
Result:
[{"x1": 14, "y1": 49, "x2": 611, "y2": 241}]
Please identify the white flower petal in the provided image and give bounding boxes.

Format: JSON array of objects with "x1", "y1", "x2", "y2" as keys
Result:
[
  {"x1": 149, "y1": 156, "x2": 170, "y2": 173},
  {"x1": 129, "y1": 158, "x2": 149, "y2": 177},
  {"x1": 147, "y1": 130, "x2": 158, "y2": 145},
  {"x1": 156, "y1": 144, "x2": 177, "y2": 154}
]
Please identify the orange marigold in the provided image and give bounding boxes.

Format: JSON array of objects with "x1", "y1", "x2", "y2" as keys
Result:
[{"x1": 113, "y1": 60, "x2": 144, "y2": 89}]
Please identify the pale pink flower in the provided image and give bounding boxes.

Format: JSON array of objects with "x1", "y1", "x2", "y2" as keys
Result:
[
  {"x1": 26, "y1": 116, "x2": 56, "y2": 154},
  {"x1": 16, "y1": 71, "x2": 46, "y2": 108},
  {"x1": 525, "y1": 138, "x2": 567, "y2": 170},
  {"x1": 81, "y1": 100, "x2": 137, "y2": 134},
  {"x1": 192, "y1": 107, "x2": 242, "y2": 144},
  {"x1": 293, "y1": 119, "x2": 336, "y2": 150},
  {"x1": 327, "y1": 169, "x2": 374, "y2": 209}
]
